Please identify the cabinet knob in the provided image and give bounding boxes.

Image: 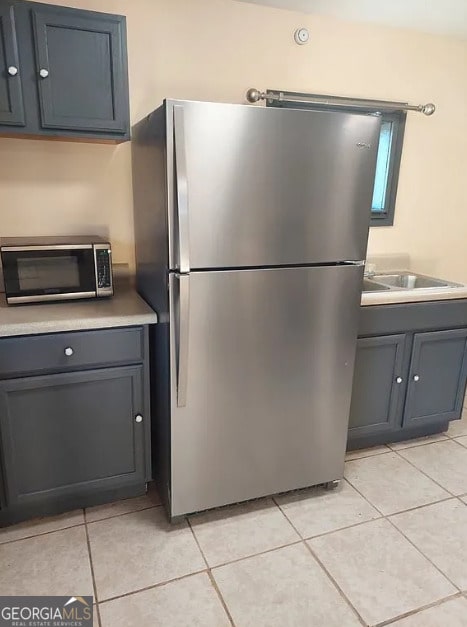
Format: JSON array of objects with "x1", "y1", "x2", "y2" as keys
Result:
[
  {"x1": 396, "y1": 377, "x2": 403, "y2": 384},
  {"x1": 413, "y1": 375, "x2": 420, "y2": 382},
  {"x1": 8, "y1": 66, "x2": 18, "y2": 76},
  {"x1": 64, "y1": 347, "x2": 74, "y2": 356},
  {"x1": 135, "y1": 414, "x2": 143, "y2": 423},
  {"x1": 39, "y1": 68, "x2": 49, "y2": 78}
]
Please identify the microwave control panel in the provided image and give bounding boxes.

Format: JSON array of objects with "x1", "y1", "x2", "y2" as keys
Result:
[{"x1": 94, "y1": 245, "x2": 113, "y2": 296}]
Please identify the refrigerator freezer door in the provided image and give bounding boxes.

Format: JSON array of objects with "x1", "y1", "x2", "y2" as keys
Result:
[
  {"x1": 169, "y1": 100, "x2": 380, "y2": 270},
  {"x1": 168, "y1": 264, "x2": 363, "y2": 517}
]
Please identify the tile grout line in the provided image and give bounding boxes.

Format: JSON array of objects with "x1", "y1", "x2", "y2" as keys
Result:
[
  {"x1": 340, "y1": 475, "x2": 462, "y2": 594},
  {"x1": 304, "y1": 538, "x2": 368, "y2": 626},
  {"x1": 83, "y1": 515, "x2": 102, "y2": 627},
  {"x1": 272, "y1": 495, "x2": 368, "y2": 627},
  {"x1": 304, "y1": 480, "x2": 462, "y2": 625},
  {"x1": 345, "y1": 448, "x2": 391, "y2": 462},
  {"x1": 345, "y1": 468, "x2": 456, "y2": 519},
  {"x1": 374, "y1": 591, "x2": 463, "y2": 627},
  {"x1": 348, "y1": 429, "x2": 461, "y2": 458},
  {"x1": 268, "y1": 497, "x2": 302, "y2": 542},
  {"x1": 0, "y1": 503, "x2": 165, "y2": 547},
  {"x1": 446, "y1": 432, "x2": 467, "y2": 441},
  {"x1": 185, "y1": 517, "x2": 210, "y2": 570},
  {"x1": 199, "y1": 538, "x2": 305, "y2": 571},
  {"x1": 380, "y1": 495, "x2": 455, "y2": 517},
  {"x1": 387, "y1": 436, "x2": 449, "y2": 452},
  {"x1": 272, "y1": 486, "x2": 384, "y2": 540},
  {"x1": 385, "y1": 515, "x2": 462, "y2": 593},
  {"x1": 391, "y1": 446, "x2": 458, "y2": 497},
  {"x1": 341, "y1": 477, "x2": 386, "y2": 518},
  {"x1": 349, "y1": 437, "x2": 449, "y2": 459},
  {"x1": 185, "y1": 516, "x2": 237, "y2": 626},
  {"x1": 206, "y1": 570, "x2": 237, "y2": 627},
  {"x1": 98, "y1": 568, "x2": 209, "y2": 606},
  {"x1": 0, "y1": 520, "x2": 86, "y2": 546},
  {"x1": 85, "y1": 503, "x2": 163, "y2": 526}
]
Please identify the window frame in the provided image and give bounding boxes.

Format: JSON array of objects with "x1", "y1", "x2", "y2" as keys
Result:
[{"x1": 267, "y1": 95, "x2": 406, "y2": 227}]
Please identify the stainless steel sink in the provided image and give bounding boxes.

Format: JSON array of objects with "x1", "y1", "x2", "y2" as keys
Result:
[
  {"x1": 372, "y1": 272, "x2": 461, "y2": 290},
  {"x1": 362, "y1": 278, "x2": 391, "y2": 292}
]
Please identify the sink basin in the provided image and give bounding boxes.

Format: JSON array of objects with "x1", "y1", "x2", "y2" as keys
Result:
[
  {"x1": 372, "y1": 272, "x2": 460, "y2": 290},
  {"x1": 362, "y1": 278, "x2": 391, "y2": 292}
]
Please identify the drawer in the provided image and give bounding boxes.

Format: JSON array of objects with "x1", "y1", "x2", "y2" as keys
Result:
[{"x1": 0, "y1": 327, "x2": 144, "y2": 378}]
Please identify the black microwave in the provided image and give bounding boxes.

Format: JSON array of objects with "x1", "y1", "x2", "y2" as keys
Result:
[{"x1": 1, "y1": 236, "x2": 113, "y2": 305}]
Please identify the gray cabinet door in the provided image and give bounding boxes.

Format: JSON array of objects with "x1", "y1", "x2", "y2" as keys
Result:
[
  {"x1": 31, "y1": 5, "x2": 128, "y2": 133},
  {"x1": 403, "y1": 329, "x2": 467, "y2": 427},
  {"x1": 0, "y1": 3, "x2": 25, "y2": 126},
  {"x1": 348, "y1": 335, "x2": 407, "y2": 438},
  {"x1": 0, "y1": 366, "x2": 146, "y2": 507}
]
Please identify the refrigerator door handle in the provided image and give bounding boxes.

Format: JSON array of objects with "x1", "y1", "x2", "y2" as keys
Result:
[
  {"x1": 173, "y1": 105, "x2": 190, "y2": 274},
  {"x1": 176, "y1": 273, "x2": 190, "y2": 407}
]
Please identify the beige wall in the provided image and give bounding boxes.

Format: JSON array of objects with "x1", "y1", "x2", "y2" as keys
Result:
[{"x1": 1, "y1": 0, "x2": 466, "y2": 280}]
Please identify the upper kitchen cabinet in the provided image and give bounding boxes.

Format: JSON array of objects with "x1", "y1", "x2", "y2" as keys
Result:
[
  {"x1": 0, "y1": 0, "x2": 130, "y2": 142},
  {"x1": 31, "y1": 5, "x2": 128, "y2": 135},
  {"x1": 0, "y1": 3, "x2": 25, "y2": 126}
]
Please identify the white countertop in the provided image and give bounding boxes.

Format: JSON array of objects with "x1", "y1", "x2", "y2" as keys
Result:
[{"x1": 0, "y1": 284, "x2": 158, "y2": 337}]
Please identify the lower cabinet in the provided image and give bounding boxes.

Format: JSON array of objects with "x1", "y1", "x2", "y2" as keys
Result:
[
  {"x1": 349, "y1": 335, "x2": 407, "y2": 439},
  {"x1": 0, "y1": 367, "x2": 145, "y2": 508},
  {"x1": 348, "y1": 327, "x2": 467, "y2": 449},
  {"x1": 403, "y1": 329, "x2": 467, "y2": 428},
  {"x1": 0, "y1": 326, "x2": 151, "y2": 525}
]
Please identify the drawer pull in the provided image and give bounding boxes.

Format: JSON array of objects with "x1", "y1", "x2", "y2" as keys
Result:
[
  {"x1": 64, "y1": 347, "x2": 74, "y2": 356},
  {"x1": 396, "y1": 377, "x2": 403, "y2": 384},
  {"x1": 413, "y1": 374, "x2": 420, "y2": 382},
  {"x1": 135, "y1": 414, "x2": 143, "y2": 423}
]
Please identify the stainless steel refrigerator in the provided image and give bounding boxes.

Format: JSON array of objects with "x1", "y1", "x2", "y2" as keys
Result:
[{"x1": 132, "y1": 99, "x2": 380, "y2": 519}]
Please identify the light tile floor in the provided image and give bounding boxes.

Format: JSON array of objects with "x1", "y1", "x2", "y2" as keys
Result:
[{"x1": 2, "y1": 415, "x2": 467, "y2": 626}]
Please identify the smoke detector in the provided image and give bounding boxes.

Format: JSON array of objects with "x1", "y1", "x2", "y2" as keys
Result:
[{"x1": 294, "y1": 28, "x2": 310, "y2": 45}]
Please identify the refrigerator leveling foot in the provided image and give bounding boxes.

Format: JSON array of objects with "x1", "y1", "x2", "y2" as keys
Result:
[{"x1": 323, "y1": 480, "x2": 340, "y2": 491}]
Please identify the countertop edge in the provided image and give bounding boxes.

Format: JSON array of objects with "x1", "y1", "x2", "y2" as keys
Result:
[
  {"x1": 0, "y1": 314, "x2": 158, "y2": 338},
  {"x1": 0, "y1": 286, "x2": 158, "y2": 338},
  {"x1": 361, "y1": 287, "x2": 467, "y2": 307}
]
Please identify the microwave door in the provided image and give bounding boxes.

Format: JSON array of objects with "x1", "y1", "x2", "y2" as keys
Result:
[{"x1": 1, "y1": 246, "x2": 97, "y2": 304}]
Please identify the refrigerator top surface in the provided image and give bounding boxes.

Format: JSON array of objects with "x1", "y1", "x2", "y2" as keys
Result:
[{"x1": 166, "y1": 99, "x2": 381, "y2": 271}]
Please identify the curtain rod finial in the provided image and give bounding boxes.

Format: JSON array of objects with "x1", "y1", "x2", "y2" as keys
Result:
[
  {"x1": 422, "y1": 103, "x2": 436, "y2": 116},
  {"x1": 246, "y1": 88, "x2": 264, "y2": 103}
]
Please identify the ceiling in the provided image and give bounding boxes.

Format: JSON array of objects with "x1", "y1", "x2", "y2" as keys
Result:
[{"x1": 237, "y1": 0, "x2": 467, "y2": 39}]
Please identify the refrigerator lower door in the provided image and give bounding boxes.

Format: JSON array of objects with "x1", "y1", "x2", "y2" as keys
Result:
[{"x1": 168, "y1": 264, "x2": 363, "y2": 517}]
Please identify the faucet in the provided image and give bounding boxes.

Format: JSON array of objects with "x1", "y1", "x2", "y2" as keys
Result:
[{"x1": 364, "y1": 262, "x2": 377, "y2": 278}]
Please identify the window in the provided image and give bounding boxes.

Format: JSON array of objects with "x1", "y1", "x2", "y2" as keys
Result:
[
  {"x1": 370, "y1": 112, "x2": 406, "y2": 226},
  {"x1": 268, "y1": 95, "x2": 406, "y2": 227}
]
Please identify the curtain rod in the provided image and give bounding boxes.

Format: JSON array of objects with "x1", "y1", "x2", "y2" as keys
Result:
[{"x1": 246, "y1": 88, "x2": 436, "y2": 116}]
